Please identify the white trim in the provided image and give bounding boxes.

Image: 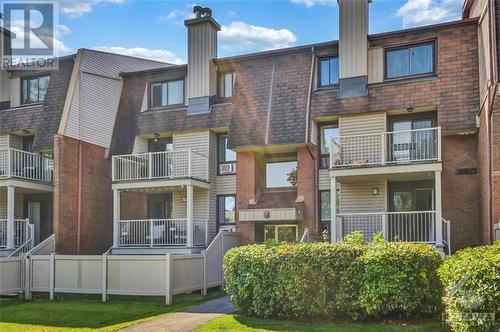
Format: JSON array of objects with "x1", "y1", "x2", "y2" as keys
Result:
[
  {"x1": 111, "y1": 178, "x2": 210, "y2": 190},
  {"x1": 329, "y1": 162, "x2": 442, "y2": 178}
]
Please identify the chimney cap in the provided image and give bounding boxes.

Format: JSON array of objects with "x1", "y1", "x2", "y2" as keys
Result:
[{"x1": 184, "y1": 5, "x2": 221, "y2": 30}]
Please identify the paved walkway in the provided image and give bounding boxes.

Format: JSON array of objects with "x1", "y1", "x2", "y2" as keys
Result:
[{"x1": 120, "y1": 296, "x2": 236, "y2": 332}]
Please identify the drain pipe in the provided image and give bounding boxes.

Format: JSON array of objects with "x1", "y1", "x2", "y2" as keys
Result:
[{"x1": 305, "y1": 46, "x2": 315, "y2": 144}]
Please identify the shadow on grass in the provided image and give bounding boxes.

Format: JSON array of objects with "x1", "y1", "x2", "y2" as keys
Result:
[
  {"x1": 0, "y1": 291, "x2": 223, "y2": 331},
  {"x1": 231, "y1": 315, "x2": 448, "y2": 332}
]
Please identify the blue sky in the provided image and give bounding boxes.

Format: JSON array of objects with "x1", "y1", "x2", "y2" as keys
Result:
[{"x1": 3, "y1": 0, "x2": 464, "y2": 64}]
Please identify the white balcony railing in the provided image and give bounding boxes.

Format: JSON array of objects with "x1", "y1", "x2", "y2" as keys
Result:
[
  {"x1": 0, "y1": 148, "x2": 53, "y2": 183},
  {"x1": 0, "y1": 218, "x2": 32, "y2": 248},
  {"x1": 336, "y1": 211, "x2": 437, "y2": 243},
  {"x1": 112, "y1": 149, "x2": 208, "y2": 182},
  {"x1": 330, "y1": 127, "x2": 441, "y2": 168},
  {"x1": 117, "y1": 218, "x2": 209, "y2": 247}
]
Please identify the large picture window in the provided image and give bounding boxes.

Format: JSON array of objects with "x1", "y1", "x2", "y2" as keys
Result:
[
  {"x1": 21, "y1": 75, "x2": 50, "y2": 104},
  {"x1": 319, "y1": 56, "x2": 339, "y2": 87},
  {"x1": 386, "y1": 42, "x2": 434, "y2": 79},
  {"x1": 150, "y1": 80, "x2": 184, "y2": 108},
  {"x1": 266, "y1": 161, "x2": 297, "y2": 188},
  {"x1": 217, "y1": 134, "x2": 236, "y2": 175},
  {"x1": 217, "y1": 195, "x2": 236, "y2": 226}
]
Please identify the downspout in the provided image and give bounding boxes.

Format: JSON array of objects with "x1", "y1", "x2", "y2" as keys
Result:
[
  {"x1": 305, "y1": 46, "x2": 315, "y2": 144},
  {"x1": 264, "y1": 58, "x2": 277, "y2": 145},
  {"x1": 77, "y1": 70, "x2": 83, "y2": 254}
]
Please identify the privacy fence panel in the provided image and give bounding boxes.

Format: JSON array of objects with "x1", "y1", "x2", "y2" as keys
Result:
[
  {"x1": 171, "y1": 254, "x2": 204, "y2": 294},
  {"x1": 54, "y1": 255, "x2": 102, "y2": 294},
  {"x1": 0, "y1": 257, "x2": 24, "y2": 295},
  {"x1": 107, "y1": 255, "x2": 166, "y2": 296}
]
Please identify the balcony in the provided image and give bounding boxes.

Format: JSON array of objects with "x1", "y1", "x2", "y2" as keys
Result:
[
  {"x1": 112, "y1": 149, "x2": 208, "y2": 183},
  {"x1": 116, "y1": 218, "x2": 209, "y2": 247},
  {"x1": 330, "y1": 127, "x2": 441, "y2": 169},
  {"x1": 0, "y1": 149, "x2": 53, "y2": 183}
]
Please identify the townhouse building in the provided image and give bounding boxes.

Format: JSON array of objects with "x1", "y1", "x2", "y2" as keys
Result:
[
  {"x1": 1, "y1": 0, "x2": 499, "y2": 256},
  {"x1": 0, "y1": 34, "x2": 170, "y2": 255},
  {"x1": 108, "y1": 0, "x2": 499, "y2": 255}
]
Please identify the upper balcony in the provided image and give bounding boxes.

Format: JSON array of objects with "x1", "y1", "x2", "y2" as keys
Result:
[
  {"x1": 0, "y1": 148, "x2": 53, "y2": 184},
  {"x1": 112, "y1": 149, "x2": 209, "y2": 184},
  {"x1": 330, "y1": 127, "x2": 441, "y2": 172}
]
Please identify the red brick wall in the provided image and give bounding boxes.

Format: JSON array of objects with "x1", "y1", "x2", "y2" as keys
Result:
[
  {"x1": 53, "y1": 135, "x2": 112, "y2": 254},
  {"x1": 297, "y1": 146, "x2": 318, "y2": 235},
  {"x1": 121, "y1": 192, "x2": 147, "y2": 219},
  {"x1": 442, "y1": 134, "x2": 482, "y2": 251}
]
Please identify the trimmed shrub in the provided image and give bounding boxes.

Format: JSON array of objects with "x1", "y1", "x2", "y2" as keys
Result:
[
  {"x1": 438, "y1": 242, "x2": 500, "y2": 332},
  {"x1": 346, "y1": 242, "x2": 442, "y2": 318},
  {"x1": 223, "y1": 241, "x2": 442, "y2": 320}
]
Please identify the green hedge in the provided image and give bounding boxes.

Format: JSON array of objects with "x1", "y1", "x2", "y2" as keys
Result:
[
  {"x1": 438, "y1": 242, "x2": 500, "y2": 332},
  {"x1": 223, "y1": 241, "x2": 442, "y2": 320}
]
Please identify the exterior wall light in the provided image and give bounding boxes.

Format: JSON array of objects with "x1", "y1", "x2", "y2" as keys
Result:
[{"x1": 372, "y1": 187, "x2": 380, "y2": 195}]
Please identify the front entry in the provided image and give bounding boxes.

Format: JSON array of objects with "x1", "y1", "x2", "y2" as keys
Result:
[
  {"x1": 147, "y1": 193, "x2": 172, "y2": 219},
  {"x1": 263, "y1": 224, "x2": 298, "y2": 242},
  {"x1": 23, "y1": 194, "x2": 52, "y2": 245}
]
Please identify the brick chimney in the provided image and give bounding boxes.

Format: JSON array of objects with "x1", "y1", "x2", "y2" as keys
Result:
[
  {"x1": 184, "y1": 6, "x2": 220, "y2": 115},
  {"x1": 337, "y1": 0, "x2": 370, "y2": 99}
]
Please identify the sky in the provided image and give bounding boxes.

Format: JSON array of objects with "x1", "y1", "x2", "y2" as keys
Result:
[{"x1": 2, "y1": 0, "x2": 465, "y2": 64}]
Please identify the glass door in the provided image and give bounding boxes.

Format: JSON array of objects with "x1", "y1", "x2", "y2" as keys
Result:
[
  {"x1": 27, "y1": 201, "x2": 41, "y2": 244},
  {"x1": 148, "y1": 138, "x2": 173, "y2": 178}
]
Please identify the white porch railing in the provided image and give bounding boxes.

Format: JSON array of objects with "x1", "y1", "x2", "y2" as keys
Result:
[
  {"x1": 117, "y1": 218, "x2": 209, "y2": 247},
  {"x1": 336, "y1": 211, "x2": 438, "y2": 243},
  {"x1": 0, "y1": 218, "x2": 32, "y2": 248},
  {"x1": 0, "y1": 148, "x2": 53, "y2": 183},
  {"x1": 330, "y1": 127, "x2": 441, "y2": 168},
  {"x1": 112, "y1": 149, "x2": 208, "y2": 182}
]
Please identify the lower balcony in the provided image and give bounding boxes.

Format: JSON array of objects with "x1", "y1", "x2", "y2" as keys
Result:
[
  {"x1": 0, "y1": 148, "x2": 53, "y2": 184},
  {"x1": 332, "y1": 211, "x2": 450, "y2": 253},
  {"x1": 116, "y1": 218, "x2": 209, "y2": 248}
]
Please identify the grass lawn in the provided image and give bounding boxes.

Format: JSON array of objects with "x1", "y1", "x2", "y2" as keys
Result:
[
  {"x1": 194, "y1": 315, "x2": 449, "y2": 332},
  {"x1": 0, "y1": 291, "x2": 223, "y2": 332}
]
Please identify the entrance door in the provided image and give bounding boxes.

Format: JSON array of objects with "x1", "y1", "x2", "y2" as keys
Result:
[
  {"x1": 148, "y1": 138, "x2": 173, "y2": 178},
  {"x1": 147, "y1": 193, "x2": 172, "y2": 219},
  {"x1": 27, "y1": 201, "x2": 41, "y2": 244}
]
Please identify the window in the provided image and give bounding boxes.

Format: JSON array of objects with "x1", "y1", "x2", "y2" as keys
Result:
[
  {"x1": 150, "y1": 80, "x2": 184, "y2": 108},
  {"x1": 21, "y1": 75, "x2": 50, "y2": 104},
  {"x1": 319, "y1": 125, "x2": 339, "y2": 168},
  {"x1": 386, "y1": 42, "x2": 434, "y2": 79},
  {"x1": 217, "y1": 195, "x2": 236, "y2": 226},
  {"x1": 319, "y1": 56, "x2": 339, "y2": 87},
  {"x1": 219, "y1": 72, "x2": 234, "y2": 98},
  {"x1": 266, "y1": 161, "x2": 297, "y2": 188},
  {"x1": 264, "y1": 225, "x2": 297, "y2": 242},
  {"x1": 218, "y1": 134, "x2": 236, "y2": 175}
]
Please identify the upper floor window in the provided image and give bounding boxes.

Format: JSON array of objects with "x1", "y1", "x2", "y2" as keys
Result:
[
  {"x1": 319, "y1": 56, "x2": 339, "y2": 87},
  {"x1": 150, "y1": 80, "x2": 184, "y2": 108},
  {"x1": 385, "y1": 42, "x2": 434, "y2": 79},
  {"x1": 219, "y1": 72, "x2": 234, "y2": 98},
  {"x1": 320, "y1": 124, "x2": 339, "y2": 169},
  {"x1": 218, "y1": 134, "x2": 236, "y2": 175},
  {"x1": 21, "y1": 75, "x2": 50, "y2": 104}
]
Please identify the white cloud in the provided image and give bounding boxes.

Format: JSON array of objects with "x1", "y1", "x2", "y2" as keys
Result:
[
  {"x1": 91, "y1": 46, "x2": 184, "y2": 64},
  {"x1": 159, "y1": 3, "x2": 195, "y2": 24},
  {"x1": 60, "y1": 0, "x2": 124, "y2": 18},
  {"x1": 219, "y1": 21, "x2": 297, "y2": 52},
  {"x1": 290, "y1": 0, "x2": 336, "y2": 7},
  {"x1": 396, "y1": 0, "x2": 462, "y2": 28}
]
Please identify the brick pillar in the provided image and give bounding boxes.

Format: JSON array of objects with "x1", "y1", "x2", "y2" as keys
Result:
[
  {"x1": 235, "y1": 151, "x2": 265, "y2": 244},
  {"x1": 296, "y1": 146, "x2": 318, "y2": 237}
]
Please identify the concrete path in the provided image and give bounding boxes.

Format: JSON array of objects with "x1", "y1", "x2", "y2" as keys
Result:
[{"x1": 120, "y1": 296, "x2": 236, "y2": 332}]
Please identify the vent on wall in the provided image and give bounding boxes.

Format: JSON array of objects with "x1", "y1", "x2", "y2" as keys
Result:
[{"x1": 455, "y1": 168, "x2": 478, "y2": 175}]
